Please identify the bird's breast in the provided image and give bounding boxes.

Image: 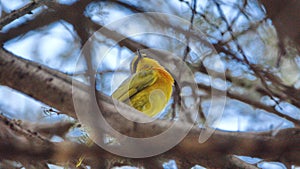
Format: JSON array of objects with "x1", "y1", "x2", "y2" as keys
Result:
[{"x1": 129, "y1": 68, "x2": 174, "y2": 117}]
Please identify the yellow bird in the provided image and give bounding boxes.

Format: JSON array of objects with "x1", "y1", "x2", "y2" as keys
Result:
[
  {"x1": 112, "y1": 50, "x2": 174, "y2": 117},
  {"x1": 76, "y1": 51, "x2": 174, "y2": 167}
]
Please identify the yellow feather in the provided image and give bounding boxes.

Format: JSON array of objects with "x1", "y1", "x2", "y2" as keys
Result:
[
  {"x1": 76, "y1": 53, "x2": 174, "y2": 167},
  {"x1": 112, "y1": 54, "x2": 174, "y2": 117}
]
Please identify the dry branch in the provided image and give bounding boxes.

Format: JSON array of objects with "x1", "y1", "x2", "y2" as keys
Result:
[
  {"x1": 0, "y1": 109, "x2": 300, "y2": 168},
  {"x1": 0, "y1": 0, "x2": 46, "y2": 30},
  {"x1": 1, "y1": 46, "x2": 300, "y2": 167},
  {"x1": 260, "y1": 0, "x2": 300, "y2": 48},
  {"x1": 21, "y1": 121, "x2": 75, "y2": 138}
]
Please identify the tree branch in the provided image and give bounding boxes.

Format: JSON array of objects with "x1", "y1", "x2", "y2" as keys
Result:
[
  {"x1": 0, "y1": 0, "x2": 47, "y2": 30},
  {"x1": 1, "y1": 46, "x2": 300, "y2": 167},
  {"x1": 1, "y1": 110, "x2": 299, "y2": 168}
]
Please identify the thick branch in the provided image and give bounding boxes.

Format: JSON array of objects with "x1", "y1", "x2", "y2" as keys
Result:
[
  {"x1": 0, "y1": 0, "x2": 94, "y2": 44},
  {"x1": 21, "y1": 121, "x2": 75, "y2": 138},
  {"x1": 260, "y1": 0, "x2": 300, "y2": 47},
  {"x1": 1, "y1": 47, "x2": 300, "y2": 167},
  {"x1": 0, "y1": 0, "x2": 46, "y2": 30},
  {"x1": 0, "y1": 111, "x2": 299, "y2": 168}
]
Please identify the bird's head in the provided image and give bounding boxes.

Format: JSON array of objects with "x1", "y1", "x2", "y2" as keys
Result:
[{"x1": 130, "y1": 50, "x2": 163, "y2": 73}]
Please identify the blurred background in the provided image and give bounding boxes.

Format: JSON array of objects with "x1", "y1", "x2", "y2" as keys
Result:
[{"x1": 0, "y1": 0, "x2": 300, "y2": 168}]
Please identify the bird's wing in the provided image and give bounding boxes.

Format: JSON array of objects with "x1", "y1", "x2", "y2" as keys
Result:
[{"x1": 112, "y1": 69, "x2": 158, "y2": 102}]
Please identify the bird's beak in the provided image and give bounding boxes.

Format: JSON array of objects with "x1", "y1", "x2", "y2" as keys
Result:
[
  {"x1": 137, "y1": 49, "x2": 144, "y2": 60},
  {"x1": 131, "y1": 49, "x2": 144, "y2": 73}
]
